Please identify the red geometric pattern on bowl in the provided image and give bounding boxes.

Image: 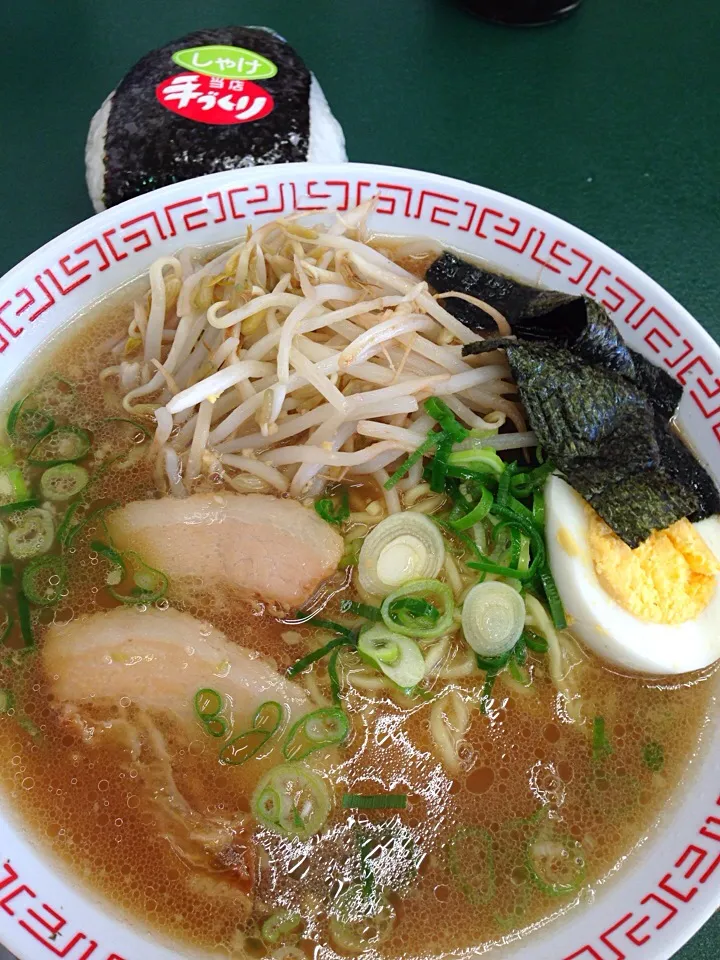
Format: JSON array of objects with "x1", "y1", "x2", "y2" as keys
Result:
[{"x1": 0, "y1": 164, "x2": 717, "y2": 960}]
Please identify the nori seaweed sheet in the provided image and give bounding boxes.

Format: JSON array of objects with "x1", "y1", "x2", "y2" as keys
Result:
[
  {"x1": 464, "y1": 338, "x2": 720, "y2": 547},
  {"x1": 103, "y1": 27, "x2": 311, "y2": 208},
  {"x1": 428, "y1": 252, "x2": 682, "y2": 416}
]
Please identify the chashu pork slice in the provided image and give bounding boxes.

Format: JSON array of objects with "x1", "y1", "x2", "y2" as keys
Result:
[
  {"x1": 44, "y1": 605, "x2": 311, "y2": 733},
  {"x1": 105, "y1": 492, "x2": 343, "y2": 608}
]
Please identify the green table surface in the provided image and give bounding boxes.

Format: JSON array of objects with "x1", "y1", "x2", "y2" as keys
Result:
[{"x1": 1, "y1": 1, "x2": 719, "y2": 958}]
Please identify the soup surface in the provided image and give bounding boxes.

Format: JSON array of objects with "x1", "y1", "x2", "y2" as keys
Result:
[{"x1": 0, "y1": 231, "x2": 716, "y2": 960}]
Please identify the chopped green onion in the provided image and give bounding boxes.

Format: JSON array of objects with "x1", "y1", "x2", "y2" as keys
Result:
[
  {"x1": 508, "y1": 658, "x2": 532, "y2": 686},
  {"x1": 0, "y1": 466, "x2": 28, "y2": 505},
  {"x1": 0, "y1": 688, "x2": 14, "y2": 714},
  {"x1": 339, "y1": 538, "x2": 361, "y2": 569},
  {"x1": 514, "y1": 634, "x2": 527, "y2": 665},
  {"x1": 381, "y1": 579, "x2": 454, "y2": 639},
  {"x1": 523, "y1": 629, "x2": 549, "y2": 653},
  {"x1": 592, "y1": 716, "x2": 613, "y2": 763},
  {"x1": 339, "y1": 599, "x2": 383, "y2": 622},
  {"x1": 92, "y1": 418, "x2": 151, "y2": 473},
  {"x1": 328, "y1": 648, "x2": 341, "y2": 704},
  {"x1": 642, "y1": 741, "x2": 665, "y2": 772},
  {"x1": 387, "y1": 596, "x2": 440, "y2": 631},
  {"x1": 194, "y1": 688, "x2": 222, "y2": 721},
  {"x1": 424, "y1": 397, "x2": 469, "y2": 442},
  {"x1": 60, "y1": 500, "x2": 117, "y2": 549},
  {"x1": 358, "y1": 624, "x2": 426, "y2": 688},
  {"x1": 532, "y1": 491, "x2": 545, "y2": 528},
  {"x1": 329, "y1": 885, "x2": 396, "y2": 954},
  {"x1": 6, "y1": 396, "x2": 54, "y2": 444},
  {"x1": 296, "y1": 614, "x2": 355, "y2": 640},
  {"x1": 479, "y1": 671, "x2": 497, "y2": 714},
  {"x1": 204, "y1": 716, "x2": 229, "y2": 738},
  {"x1": 447, "y1": 446, "x2": 505, "y2": 479},
  {"x1": 0, "y1": 521, "x2": 6, "y2": 564},
  {"x1": 342, "y1": 793, "x2": 408, "y2": 809},
  {"x1": 21, "y1": 556, "x2": 67, "y2": 606},
  {"x1": 253, "y1": 700, "x2": 282, "y2": 734},
  {"x1": 220, "y1": 729, "x2": 270, "y2": 765},
  {"x1": 93, "y1": 541, "x2": 169, "y2": 605},
  {"x1": 449, "y1": 486, "x2": 493, "y2": 531},
  {"x1": 7, "y1": 509, "x2": 54, "y2": 559},
  {"x1": 462, "y1": 581, "x2": 525, "y2": 658},
  {"x1": 0, "y1": 447, "x2": 14, "y2": 469},
  {"x1": 315, "y1": 488, "x2": 350, "y2": 526},
  {"x1": 261, "y1": 910, "x2": 303, "y2": 944},
  {"x1": 252, "y1": 762, "x2": 331, "y2": 840},
  {"x1": 0, "y1": 564, "x2": 13, "y2": 586},
  {"x1": 28, "y1": 426, "x2": 91, "y2": 466},
  {"x1": 430, "y1": 433, "x2": 455, "y2": 493},
  {"x1": 286, "y1": 635, "x2": 351, "y2": 678},
  {"x1": 359, "y1": 512, "x2": 445, "y2": 596},
  {"x1": 448, "y1": 826, "x2": 495, "y2": 905},
  {"x1": 511, "y1": 461, "x2": 554, "y2": 497},
  {"x1": 475, "y1": 650, "x2": 513, "y2": 672},
  {"x1": 540, "y1": 567, "x2": 567, "y2": 630},
  {"x1": 16, "y1": 590, "x2": 34, "y2": 648},
  {"x1": 283, "y1": 706, "x2": 349, "y2": 760},
  {"x1": 385, "y1": 430, "x2": 441, "y2": 489},
  {"x1": 496, "y1": 462, "x2": 517, "y2": 506},
  {"x1": 40, "y1": 464, "x2": 89, "y2": 502},
  {"x1": 0, "y1": 604, "x2": 13, "y2": 645},
  {"x1": 0, "y1": 499, "x2": 41, "y2": 517},
  {"x1": 526, "y1": 831, "x2": 585, "y2": 896}
]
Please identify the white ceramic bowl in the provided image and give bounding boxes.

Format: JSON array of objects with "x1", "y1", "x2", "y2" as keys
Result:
[{"x1": 0, "y1": 163, "x2": 718, "y2": 960}]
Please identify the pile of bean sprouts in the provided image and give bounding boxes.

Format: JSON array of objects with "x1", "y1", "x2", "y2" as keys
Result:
[{"x1": 100, "y1": 200, "x2": 535, "y2": 509}]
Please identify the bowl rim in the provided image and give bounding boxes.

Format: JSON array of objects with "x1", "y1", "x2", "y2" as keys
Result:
[{"x1": 0, "y1": 160, "x2": 718, "y2": 960}]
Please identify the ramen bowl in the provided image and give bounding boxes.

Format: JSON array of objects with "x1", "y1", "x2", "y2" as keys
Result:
[{"x1": 0, "y1": 163, "x2": 717, "y2": 960}]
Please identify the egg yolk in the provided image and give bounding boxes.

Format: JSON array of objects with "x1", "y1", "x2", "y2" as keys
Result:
[{"x1": 588, "y1": 514, "x2": 720, "y2": 624}]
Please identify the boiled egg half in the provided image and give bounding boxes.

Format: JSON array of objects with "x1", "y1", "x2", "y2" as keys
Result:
[{"x1": 545, "y1": 475, "x2": 720, "y2": 674}]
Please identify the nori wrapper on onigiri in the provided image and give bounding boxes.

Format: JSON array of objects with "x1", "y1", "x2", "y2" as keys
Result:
[{"x1": 85, "y1": 26, "x2": 346, "y2": 211}]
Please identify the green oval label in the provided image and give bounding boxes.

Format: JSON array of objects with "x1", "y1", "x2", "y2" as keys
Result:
[{"x1": 172, "y1": 45, "x2": 278, "y2": 81}]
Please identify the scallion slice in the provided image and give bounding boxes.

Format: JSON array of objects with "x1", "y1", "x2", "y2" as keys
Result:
[
  {"x1": 0, "y1": 688, "x2": 14, "y2": 714},
  {"x1": 7, "y1": 509, "x2": 54, "y2": 560},
  {"x1": 252, "y1": 762, "x2": 331, "y2": 840},
  {"x1": 253, "y1": 700, "x2": 283, "y2": 734},
  {"x1": 40, "y1": 464, "x2": 89, "y2": 502},
  {"x1": 93, "y1": 541, "x2": 169, "y2": 604},
  {"x1": 526, "y1": 831, "x2": 585, "y2": 896},
  {"x1": 194, "y1": 687, "x2": 223, "y2": 721},
  {"x1": 315, "y1": 488, "x2": 349, "y2": 526},
  {"x1": 16, "y1": 590, "x2": 34, "y2": 648},
  {"x1": 381, "y1": 579, "x2": 454, "y2": 639},
  {"x1": 522, "y1": 628, "x2": 549, "y2": 653},
  {"x1": 261, "y1": 910, "x2": 303, "y2": 944},
  {"x1": 283, "y1": 706, "x2": 349, "y2": 760},
  {"x1": 540, "y1": 567, "x2": 567, "y2": 630},
  {"x1": 6, "y1": 397, "x2": 54, "y2": 445},
  {"x1": 359, "y1": 513, "x2": 445, "y2": 597},
  {"x1": 0, "y1": 564, "x2": 13, "y2": 586},
  {"x1": 642, "y1": 741, "x2": 664, "y2": 772},
  {"x1": 358, "y1": 624, "x2": 426, "y2": 688},
  {"x1": 462, "y1": 581, "x2": 525, "y2": 658},
  {"x1": 339, "y1": 599, "x2": 383, "y2": 622},
  {"x1": 286, "y1": 635, "x2": 351, "y2": 678},
  {"x1": 220, "y1": 728, "x2": 270, "y2": 764},
  {"x1": 424, "y1": 397, "x2": 469, "y2": 442},
  {"x1": 384, "y1": 430, "x2": 441, "y2": 490},
  {"x1": 28, "y1": 426, "x2": 91, "y2": 466},
  {"x1": 21, "y1": 556, "x2": 67, "y2": 606},
  {"x1": 0, "y1": 603, "x2": 13, "y2": 645},
  {"x1": 592, "y1": 716, "x2": 613, "y2": 763},
  {"x1": 447, "y1": 446, "x2": 505, "y2": 479},
  {"x1": 448, "y1": 826, "x2": 495, "y2": 905},
  {"x1": 342, "y1": 793, "x2": 407, "y2": 809},
  {"x1": 449, "y1": 486, "x2": 493, "y2": 531},
  {"x1": 0, "y1": 466, "x2": 28, "y2": 505}
]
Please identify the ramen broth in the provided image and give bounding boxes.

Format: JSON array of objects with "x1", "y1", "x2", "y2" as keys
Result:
[{"x1": 0, "y1": 260, "x2": 716, "y2": 960}]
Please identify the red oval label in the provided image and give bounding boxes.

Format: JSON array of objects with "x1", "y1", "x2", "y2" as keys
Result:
[{"x1": 155, "y1": 72, "x2": 274, "y2": 125}]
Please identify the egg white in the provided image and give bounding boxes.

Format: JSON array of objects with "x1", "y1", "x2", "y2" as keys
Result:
[{"x1": 545, "y1": 475, "x2": 720, "y2": 675}]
